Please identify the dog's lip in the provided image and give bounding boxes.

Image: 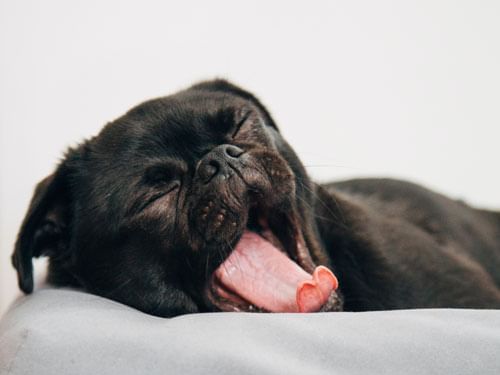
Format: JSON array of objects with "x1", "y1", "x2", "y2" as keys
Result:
[{"x1": 246, "y1": 200, "x2": 316, "y2": 273}]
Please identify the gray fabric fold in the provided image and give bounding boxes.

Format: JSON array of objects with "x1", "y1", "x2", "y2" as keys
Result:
[{"x1": 1, "y1": 288, "x2": 499, "y2": 375}]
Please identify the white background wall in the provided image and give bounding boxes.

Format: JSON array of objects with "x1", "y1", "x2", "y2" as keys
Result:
[{"x1": 1, "y1": 0, "x2": 499, "y2": 316}]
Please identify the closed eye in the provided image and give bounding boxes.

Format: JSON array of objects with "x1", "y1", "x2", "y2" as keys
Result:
[
  {"x1": 232, "y1": 111, "x2": 252, "y2": 138},
  {"x1": 135, "y1": 182, "x2": 180, "y2": 214}
]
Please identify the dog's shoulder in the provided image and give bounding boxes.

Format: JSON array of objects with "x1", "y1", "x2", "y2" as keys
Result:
[
  {"x1": 323, "y1": 177, "x2": 462, "y2": 217},
  {"x1": 320, "y1": 177, "x2": 497, "y2": 246},
  {"x1": 324, "y1": 178, "x2": 442, "y2": 202}
]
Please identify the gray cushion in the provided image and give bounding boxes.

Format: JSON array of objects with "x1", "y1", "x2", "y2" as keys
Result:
[{"x1": 1, "y1": 288, "x2": 499, "y2": 375}]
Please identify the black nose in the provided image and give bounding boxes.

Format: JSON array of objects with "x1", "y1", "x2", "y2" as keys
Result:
[{"x1": 197, "y1": 144, "x2": 244, "y2": 183}]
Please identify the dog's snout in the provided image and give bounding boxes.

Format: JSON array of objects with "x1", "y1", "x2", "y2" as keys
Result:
[{"x1": 197, "y1": 144, "x2": 244, "y2": 183}]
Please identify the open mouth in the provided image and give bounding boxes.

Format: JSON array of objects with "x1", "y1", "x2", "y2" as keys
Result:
[{"x1": 206, "y1": 202, "x2": 339, "y2": 313}]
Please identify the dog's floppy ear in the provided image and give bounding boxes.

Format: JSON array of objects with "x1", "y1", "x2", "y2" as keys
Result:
[{"x1": 12, "y1": 152, "x2": 77, "y2": 294}]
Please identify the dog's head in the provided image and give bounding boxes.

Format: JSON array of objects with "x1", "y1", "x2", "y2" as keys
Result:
[{"x1": 12, "y1": 80, "x2": 341, "y2": 317}]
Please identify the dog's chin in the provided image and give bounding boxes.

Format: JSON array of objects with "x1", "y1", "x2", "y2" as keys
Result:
[{"x1": 203, "y1": 198, "x2": 342, "y2": 313}]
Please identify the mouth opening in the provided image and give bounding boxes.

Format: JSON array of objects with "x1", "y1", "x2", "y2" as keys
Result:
[{"x1": 206, "y1": 200, "x2": 339, "y2": 313}]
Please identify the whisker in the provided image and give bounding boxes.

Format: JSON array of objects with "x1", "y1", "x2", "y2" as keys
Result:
[
  {"x1": 106, "y1": 277, "x2": 133, "y2": 296},
  {"x1": 304, "y1": 164, "x2": 361, "y2": 170},
  {"x1": 294, "y1": 196, "x2": 338, "y2": 223},
  {"x1": 205, "y1": 252, "x2": 211, "y2": 281},
  {"x1": 295, "y1": 177, "x2": 348, "y2": 229}
]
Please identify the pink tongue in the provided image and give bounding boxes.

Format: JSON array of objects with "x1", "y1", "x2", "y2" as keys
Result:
[{"x1": 214, "y1": 231, "x2": 338, "y2": 312}]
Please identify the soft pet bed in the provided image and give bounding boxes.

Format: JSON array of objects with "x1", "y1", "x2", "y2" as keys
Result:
[{"x1": 1, "y1": 288, "x2": 499, "y2": 375}]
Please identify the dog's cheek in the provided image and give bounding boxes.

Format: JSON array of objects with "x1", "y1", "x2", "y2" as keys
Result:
[
  {"x1": 79, "y1": 236, "x2": 199, "y2": 317},
  {"x1": 245, "y1": 150, "x2": 296, "y2": 200},
  {"x1": 123, "y1": 200, "x2": 185, "y2": 250},
  {"x1": 107, "y1": 277, "x2": 200, "y2": 317}
]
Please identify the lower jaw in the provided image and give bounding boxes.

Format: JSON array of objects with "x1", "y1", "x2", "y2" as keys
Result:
[
  {"x1": 205, "y1": 275, "x2": 344, "y2": 313},
  {"x1": 206, "y1": 276, "x2": 268, "y2": 312}
]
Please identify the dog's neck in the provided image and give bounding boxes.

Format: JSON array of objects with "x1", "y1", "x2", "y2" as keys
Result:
[{"x1": 312, "y1": 184, "x2": 399, "y2": 311}]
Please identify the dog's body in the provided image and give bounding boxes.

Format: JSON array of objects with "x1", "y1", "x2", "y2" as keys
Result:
[
  {"x1": 12, "y1": 80, "x2": 500, "y2": 316},
  {"x1": 320, "y1": 178, "x2": 500, "y2": 310}
]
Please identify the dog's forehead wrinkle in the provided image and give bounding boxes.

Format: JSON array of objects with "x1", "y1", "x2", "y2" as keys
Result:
[{"x1": 132, "y1": 117, "x2": 225, "y2": 162}]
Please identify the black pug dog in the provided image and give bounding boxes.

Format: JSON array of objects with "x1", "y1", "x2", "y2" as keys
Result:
[{"x1": 12, "y1": 80, "x2": 500, "y2": 317}]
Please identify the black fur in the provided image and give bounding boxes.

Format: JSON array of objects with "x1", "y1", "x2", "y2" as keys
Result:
[{"x1": 12, "y1": 80, "x2": 500, "y2": 316}]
